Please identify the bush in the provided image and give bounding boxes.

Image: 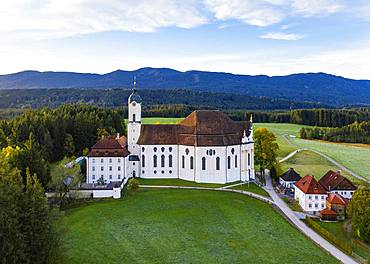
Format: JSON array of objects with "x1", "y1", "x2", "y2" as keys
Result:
[
  {"x1": 305, "y1": 218, "x2": 352, "y2": 254},
  {"x1": 127, "y1": 178, "x2": 139, "y2": 191}
]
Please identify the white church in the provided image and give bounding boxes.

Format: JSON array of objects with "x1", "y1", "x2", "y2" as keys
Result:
[{"x1": 86, "y1": 83, "x2": 255, "y2": 185}]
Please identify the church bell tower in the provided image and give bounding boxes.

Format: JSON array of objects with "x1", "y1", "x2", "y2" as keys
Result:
[{"x1": 127, "y1": 77, "x2": 142, "y2": 157}]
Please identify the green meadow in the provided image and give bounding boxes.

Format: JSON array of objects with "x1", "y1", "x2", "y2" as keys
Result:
[{"x1": 56, "y1": 189, "x2": 336, "y2": 263}]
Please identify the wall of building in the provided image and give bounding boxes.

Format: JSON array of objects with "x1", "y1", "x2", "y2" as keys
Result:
[
  {"x1": 330, "y1": 190, "x2": 354, "y2": 199},
  {"x1": 226, "y1": 145, "x2": 241, "y2": 183},
  {"x1": 86, "y1": 156, "x2": 126, "y2": 184},
  {"x1": 178, "y1": 145, "x2": 195, "y2": 181},
  {"x1": 140, "y1": 145, "x2": 178, "y2": 179},
  {"x1": 194, "y1": 146, "x2": 227, "y2": 183},
  {"x1": 294, "y1": 187, "x2": 327, "y2": 213}
]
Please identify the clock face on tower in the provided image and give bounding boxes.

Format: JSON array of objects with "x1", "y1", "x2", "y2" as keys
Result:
[{"x1": 132, "y1": 102, "x2": 136, "y2": 106}]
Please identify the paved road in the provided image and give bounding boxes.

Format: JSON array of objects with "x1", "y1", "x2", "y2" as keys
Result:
[
  {"x1": 280, "y1": 135, "x2": 369, "y2": 183},
  {"x1": 262, "y1": 174, "x2": 358, "y2": 264}
]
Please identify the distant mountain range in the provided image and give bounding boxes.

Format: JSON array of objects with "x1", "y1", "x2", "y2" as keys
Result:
[{"x1": 1, "y1": 68, "x2": 370, "y2": 106}]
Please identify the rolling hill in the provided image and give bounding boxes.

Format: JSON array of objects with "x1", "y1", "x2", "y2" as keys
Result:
[{"x1": 1, "y1": 68, "x2": 370, "y2": 106}]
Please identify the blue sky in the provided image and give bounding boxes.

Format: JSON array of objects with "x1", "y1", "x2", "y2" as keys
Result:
[{"x1": 1, "y1": 0, "x2": 370, "y2": 79}]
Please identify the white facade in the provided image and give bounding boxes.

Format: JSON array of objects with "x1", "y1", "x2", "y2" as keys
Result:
[
  {"x1": 86, "y1": 86, "x2": 255, "y2": 185},
  {"x1": 328, "y1": 190, "x2": 354, "y2": 200},
  {"x1": 86, "y1": 156, "x2": 126, "y2": 184},
  {"x1": 294, "y1": 186, "x2": 327, "y2": 213}
]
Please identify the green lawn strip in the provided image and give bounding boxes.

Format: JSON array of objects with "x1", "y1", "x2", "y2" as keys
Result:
[
  {"x1": 307, "y1": 219, "x2": 370, "y2": 261},
  {"x1": 138, "y1": 178, "x2": 239, "y2": 188},
  {"x1": 57, "y1": 189, "x2": 336, "y2": 263},
  {"x1": 230, "y1": 182, "x2": 270, "y2": 197},
  {"x1": 142, "y1": 117, "x2": 184, "y2": 124}
]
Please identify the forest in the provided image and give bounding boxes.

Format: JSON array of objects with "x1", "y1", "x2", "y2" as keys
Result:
[
  {"x1": 300, "y1": 121, "x2": 370, "y2": 144},
  {"x1": 0, "y1": 88, "x2": 326, "y2": 110}
]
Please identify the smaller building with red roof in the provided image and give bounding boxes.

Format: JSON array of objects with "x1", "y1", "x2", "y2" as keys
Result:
[
  {"x1": 325, "y1": 193, "x2": 349, "y2": 220},
  {"x1": 294, "y1": 175, "x2": 328, "y2": 214}
]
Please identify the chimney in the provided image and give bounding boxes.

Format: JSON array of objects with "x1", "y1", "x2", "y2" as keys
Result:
[{"x1": 116, "y1": 133, "x2": 120, "y2": 139}]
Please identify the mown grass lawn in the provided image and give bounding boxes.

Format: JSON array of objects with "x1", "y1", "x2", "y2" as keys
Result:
[
  {"x1": 56, "y1": 189, "x2": 336, "y2": 264},
  {"x1": 138, "y1": 178, "x2": 239, "y2": 188},
  {"x1": 230, "y1": 182, "x2": 270, "y2": 197}
]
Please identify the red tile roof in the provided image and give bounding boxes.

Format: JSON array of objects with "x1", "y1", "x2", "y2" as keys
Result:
[
  {"x1": 137, "y1": 110, "x2": 251, "y2": 146},
  {"x1": 320, "y1": 208, "x2": 337, "y2": 216},
  {"x1": 319, "y1": 170, "x2": 357, "y2": 191},
  {"x1": 295, "y1": 175, "x2": 327, "y2": 194},
  {"x1": 327, "y1": 193, "x2": 348, "y2": 206},
  {"x1": 88, "y1": 135, "x2": 129, "y2": 157}
]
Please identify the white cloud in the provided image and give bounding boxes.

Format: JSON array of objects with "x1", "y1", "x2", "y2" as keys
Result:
[
  {"x1": 203, "y1": 0, "x2": 286, "y2": 27},
  {"x1": 260, "y1": 32, "x2": 306, "y2": 40},
  {"x1": 291, "y1": 0, "x2": 344, "y2": 17},
  {"x1": 0, "y1": 0, "x2": 208, "y2": 38}
]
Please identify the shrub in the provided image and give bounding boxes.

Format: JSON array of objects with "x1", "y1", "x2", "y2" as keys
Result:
[
  {"x1": 305, "y1": 218, "x2": 352, "y2": 254},
  {"x1": 127, "y1": 178, "x2": 139, "y2": 191}
]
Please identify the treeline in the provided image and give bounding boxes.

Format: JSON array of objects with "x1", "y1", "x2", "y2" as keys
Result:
[
  {"x1": 227, "y1": 108, "x2": 370, "y2": 127},
  {"x1": 300, "y1": 121, "x2": 370, "y2": 144},
  {"x1": 0, "y1": 104, "x2": 125, "y2": 188},
  {"x1": 0, "y1": 88, "x2": 327, "y2": 110}
]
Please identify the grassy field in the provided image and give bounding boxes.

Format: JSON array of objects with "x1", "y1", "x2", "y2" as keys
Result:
[
  {"x1": 280, "y1": 150, "x2": 357, "y2": 182},
  {"x1": 138, "y1": 178, "x2": 239, "y2": 188},
  {"x1": 230, "y1": 182, "x2": 270, "y2": 197},
  {"x1": 290, "y1": 137, "x2": 370, "y2": 181},
  {"x1": 141, "y1": 117, "x2": 183, "y2": 124},
  {"x1": 313, "y1": 219, "x2": 370, "y2": 261},
  {"x1": 56, "y1": 189, "x2": 336, "y2": 263},
  {"x1": 254, "y1": 123, "x2": 370, "y2": 181},
  {"x1": 254, "y1": 123, "x2": 304, "y2": 159}
]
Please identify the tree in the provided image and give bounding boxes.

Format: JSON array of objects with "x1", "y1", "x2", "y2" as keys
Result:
[
  {"x1": 0, "y1": 128, "x2": 7, "y2": 149},
  {"x1": 348, "y1": 186, "x2": 370, "y2": 243},
  {"x1": 64, "y1": 133, "x2": 75, "y2": 157},
  {"x1": 97, "y1": 128, "x2": 109, "y2": 140},
  {"x1": 254, "y1": 128, "x2": 279, "y2": 176},
  {"x1": 0, "y1": 149, "x2": 53, "y2": 263}
]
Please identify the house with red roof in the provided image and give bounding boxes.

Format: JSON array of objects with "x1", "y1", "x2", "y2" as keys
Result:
[
  {"x1": 294, "y1": 175, "x2": 328, "y2": 214},
  {"x1": 319, "y1": 170, "x2": 357, "y2": 199},
  {"x1": 325, "y1": 193, "x2": 349, "y2": 220}
]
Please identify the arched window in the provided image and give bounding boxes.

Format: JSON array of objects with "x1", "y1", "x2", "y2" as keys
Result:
[
  {"x1": 227, "y1": 156, "x2": 231, "y2": 169},
  {"x1": 248, "y1": 153, "x2": 251, "y2": 166},
  {"x1": 185, "y1": 148, "x2": 189, "y2": 155},
  {"x1": 202, "y1": 157, "x2": 206, "y2": 170},
  {"x1": 133, "y1": 114, "x2": 136, "y2": 122},
  {"x1": 216, "y1": 157, "x2": 220, "y2": 170},
  {"x1": 235, "y1": 155, "x2": 238, "y2": 168},
  {"x1": 182, "y1": 155, "x2": 185, "y2": 168},
  {"x1": 169, "y1": 155, "x2": 173, "y2": 167},
  {"x1": 190, "y1": 156, "x2": 194, "y2": 170},
  {"x1": 161, "y1": 155, "x2": 165, "y2": 167},
  {"x1": 153, "y1": 155, "x2": 157, "y2": 167},
  {"x1": 142, "y1": 155, "x2": 145, "y2": 167}
]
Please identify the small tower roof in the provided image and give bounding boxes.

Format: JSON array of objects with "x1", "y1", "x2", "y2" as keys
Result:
[{"x1": 128, "y1": 76, "x2": 142, "y2": 103}]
